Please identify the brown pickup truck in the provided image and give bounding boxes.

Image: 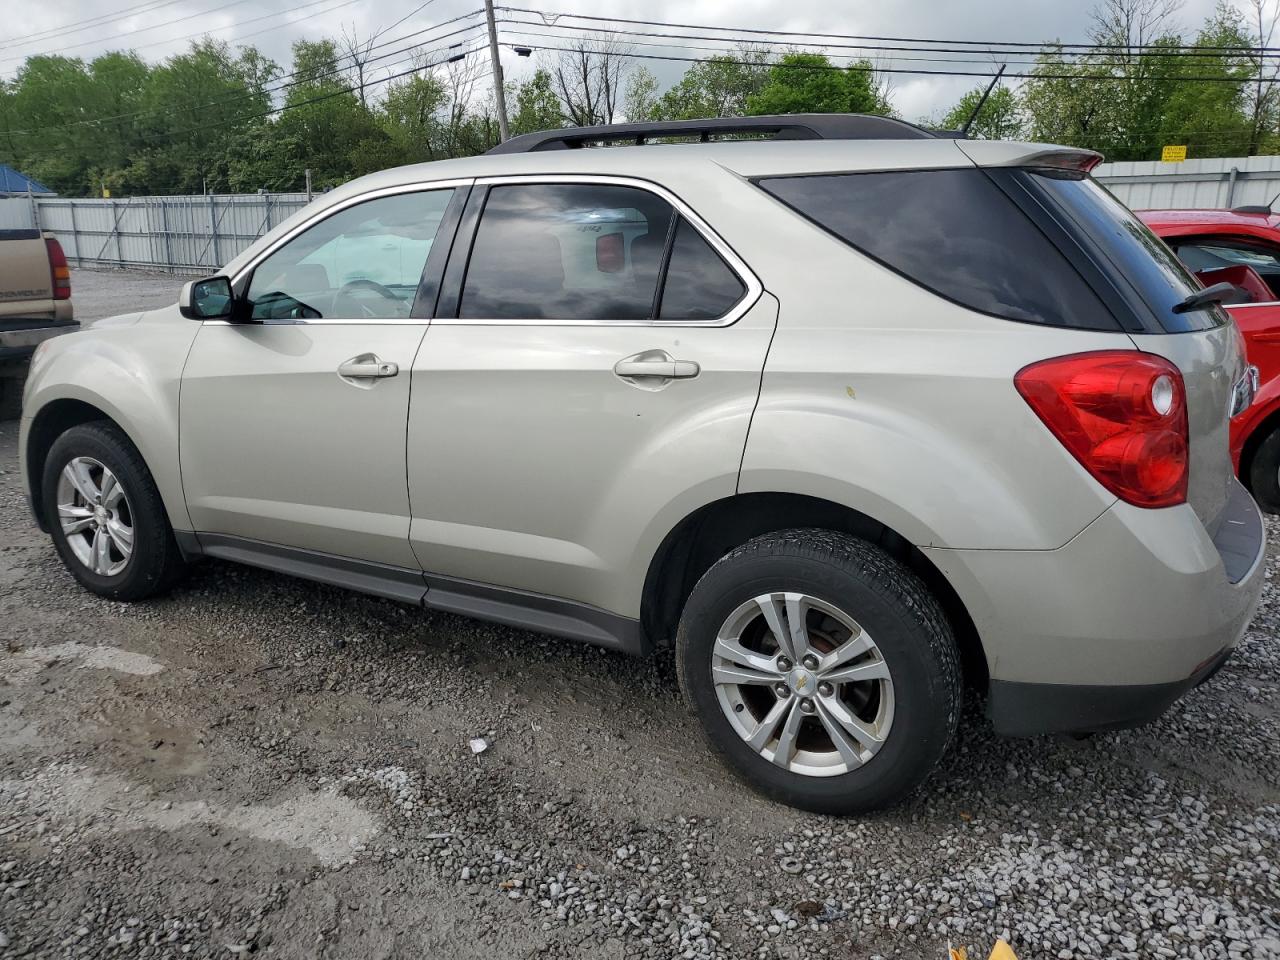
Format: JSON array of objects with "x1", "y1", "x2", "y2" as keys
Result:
[{"x1": 0, "y1": 228, "x2": 76, "y2": 417}]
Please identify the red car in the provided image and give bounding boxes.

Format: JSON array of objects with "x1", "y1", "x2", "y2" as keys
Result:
[{"x1": 1140, "y1": 207, "x2": 1280, "y2": 512}]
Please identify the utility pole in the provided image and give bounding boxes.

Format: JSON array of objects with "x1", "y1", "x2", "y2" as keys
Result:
[
  {"x1": 305, "y1": 168, "x2": 313, "y2": 203},
  {"x1": 483, "y1": 0, "x2": 510, "y2": 142}
]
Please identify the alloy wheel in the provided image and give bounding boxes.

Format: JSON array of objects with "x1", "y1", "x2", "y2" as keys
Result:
[
  {"x1": 55, "y1": 456, "x2": 134, "y2": 577},
  {"x1": 712, "y1": 592, "x2": 895, "y2": 777}
]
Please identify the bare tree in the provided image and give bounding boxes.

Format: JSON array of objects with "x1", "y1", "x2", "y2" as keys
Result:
[
  {"x1": 1246, "y1": 0, "x2": 1280, "y2": 155},
  {"x1": 339, "y1": 24, "x2": 378, "y2": 107},
  {"x1": 1089, "y1": 0, "x2": 1183, "y2": 70},
  {"x1": 546, "y1": 37, "x2": 631, "y2": 126}
]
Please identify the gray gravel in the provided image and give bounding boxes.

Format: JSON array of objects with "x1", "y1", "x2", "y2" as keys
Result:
[
  {"x1": 69, "y1": 267, "x2": 186, "y2": 324},
  {"x1": 2, "y1": 276, "x2": 1280, "y2": 958}
]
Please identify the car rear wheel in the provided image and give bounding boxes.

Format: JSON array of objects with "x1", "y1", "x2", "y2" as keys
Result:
[
  {"x1": 1248, "y1": 425, "x2": 1280, "y2": 514},
  {"x1": 676, "y1": 529, "x2": 961, "y2": 814},
  {"x1": 41, "y1": 421, "x2": 186, "y2": 601}
]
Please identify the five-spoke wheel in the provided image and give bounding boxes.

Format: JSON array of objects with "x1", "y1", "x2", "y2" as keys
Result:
[
  {"x1": 42, "y1": 421, "x2": 186, "y2": 601},
  {"x1": 56, "y1": 456, "x2": 134, "y2": 576},
  {"x1": 712, "y1": 592, "x2": 894, "y2": 777},
  {"x1": 677, "y1": 529, "x2": 961, "y2": 814}
]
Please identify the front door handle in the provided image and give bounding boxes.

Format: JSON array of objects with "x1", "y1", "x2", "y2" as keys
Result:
[
  {"x1": 337, "y1": 353, "x2": 399, "y2": 381},
  {"x1": 614, "y1": 351, "x2": 700, "y2": 381}
]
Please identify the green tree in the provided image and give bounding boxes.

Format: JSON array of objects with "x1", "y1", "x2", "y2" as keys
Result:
[
  {"x1": 271, "y1": 39, "x2": 384, "y2": 190},
  {"x1": 650, "y1": 52, "x2": 772, "y2": 120},
  {"x1": 939, "y1": 85, "x2": 1026, "y2": 139},
  {"x1": 747, "y1": 53, "x2": 890, "y2": 116},
  {"x1": 622, "y1": 66, "x2": 659, "y2": 122},
  {"x1": 509, "y1": 68, "x2": 562, "y2": 134}
]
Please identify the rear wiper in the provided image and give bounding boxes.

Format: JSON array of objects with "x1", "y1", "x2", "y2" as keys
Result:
[{"x1": 1172, "y1": 281, "x2": 1244, "y2": 314}]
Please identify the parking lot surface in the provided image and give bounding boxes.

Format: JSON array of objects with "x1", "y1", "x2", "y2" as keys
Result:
[
  {"x1": 2, "y1": 269, "x2": 1280, "y2": 959},
  {"x1": 70, "y1": 268, "x2": 185, "y2": 324}
]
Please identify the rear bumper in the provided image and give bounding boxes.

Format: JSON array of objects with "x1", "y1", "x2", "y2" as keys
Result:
[
  {"x1": 987, "y1": 647, "x2": 1232, "y2": 736},
  {"x1": 924, "y1": 478, "x2": 1265, "y2": 735},
  {"x1": 0, "y1": 319, "x2": 79, "y2": 362}
]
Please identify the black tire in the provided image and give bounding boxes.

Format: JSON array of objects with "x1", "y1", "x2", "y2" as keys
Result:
[
  {"x1": 1248, "y1": 426, "x2": 1280, "y2": 514},
  {"x1": 676, "y1": 529, "x2": 961, "y2": 814},
  {"x1": 41, "y1": 421, "x2": 186, "y2": 601}
]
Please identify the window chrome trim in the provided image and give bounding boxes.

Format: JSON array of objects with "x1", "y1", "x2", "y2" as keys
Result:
[
  {"x1": 216, "y1": 178, "x2": 474, "y2": 327},
  {"x1": 435, "y1": 173, "x2": 762, "y2": 328},
  {"x1": 1222, "y1": 300, "x2": 1280, "y2": 309}
]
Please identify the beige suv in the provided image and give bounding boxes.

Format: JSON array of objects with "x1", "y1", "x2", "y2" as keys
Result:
[{"x1": 19, "y1": 116, "x2": 1265, "y2": 812}]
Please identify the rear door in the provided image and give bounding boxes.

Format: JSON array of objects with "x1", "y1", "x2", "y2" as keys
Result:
[{"x1": 405, "y1": 176, "x2": 776, "y2": 616}]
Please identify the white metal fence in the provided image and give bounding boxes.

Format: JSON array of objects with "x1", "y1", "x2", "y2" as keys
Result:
[
  {"x1": 4, "y1": 155, "x2": 1280, "y2": 273},
  {"x1": 0, "y1": 192, "x2": 311, "y2": 273},
  {"x1": 1094, "y1": 155, "x2": 1280, "y2": 210}
]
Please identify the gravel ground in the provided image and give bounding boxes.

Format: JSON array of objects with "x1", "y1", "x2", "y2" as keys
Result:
[
  {"x1": 2, "y1": 270, "x2": 1279, "y2": 959},
  {"x1": 69, "y1": 268, "x2": 186, "y2": 324}
]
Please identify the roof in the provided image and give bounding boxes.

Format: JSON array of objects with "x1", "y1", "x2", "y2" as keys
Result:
[
  {"x1": 0, "y1": 164, "x2": 53, "y2": 196},
  {"x1": 1137, "y1": 207, "x2": 1280, "y2": 241}
]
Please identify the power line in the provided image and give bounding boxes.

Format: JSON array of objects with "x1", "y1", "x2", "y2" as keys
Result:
[
  {"x1": 498, "y1": 16, "x2": 1280, "y2": 64},
  {"x1": 0, "y1": 0, "x2": 259, "y2": 65},
  {"x1": 499, "y1": 6, "x2": 1280, "y2": 56},
  {"x1": 0, "y1": 0, "x2": 192, "y2": 51},
  {"x1": 3, "y1": 13, "x2": 487, "y2": 137},
  {"x1": 499, "y1": 23, "x2": 1052, "y2": 69},
  {"x1": 130, "y1": 44, "x2": 486, "y2": 145},
  {"x1": 516, "y1": 39, "x2": 1280, "y2": 84}
]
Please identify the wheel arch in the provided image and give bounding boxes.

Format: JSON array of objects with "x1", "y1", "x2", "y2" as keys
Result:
[
  {"x1": 25, "y1": 398, "x2": 133, "y2": 531},
  {"x1": 640, "y1": 491, "x2": 989, "y2": 690}
]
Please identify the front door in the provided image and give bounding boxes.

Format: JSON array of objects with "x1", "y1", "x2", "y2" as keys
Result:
[
  {"x1": 180, "y1": 185, "x2": 464, "y2": 569},
  {"x1": 406, "y1": 179, "x2": 776, "y2": 618}
]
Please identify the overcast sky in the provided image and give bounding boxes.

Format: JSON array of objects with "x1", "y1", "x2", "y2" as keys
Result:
[{"x1": 1, "y1": 0, "x2": 1235, "y2": 121}]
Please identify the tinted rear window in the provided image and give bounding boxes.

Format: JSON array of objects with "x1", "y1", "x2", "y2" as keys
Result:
[
  {"x1": 1024, "y1": 173, "x2": 1224, "y2": 333},
  {"x1": 758, "y1": 168, "x2": 1116, "y2": 330}
]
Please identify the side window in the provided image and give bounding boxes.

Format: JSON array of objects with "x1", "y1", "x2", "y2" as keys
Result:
[
  {"x1": 759, "y1": 170, "x2": 1115, "y2": 330},
  {"x1": 460, "y1": 183, "x2": 674, "y2": 321},
  {"x1": 246, "y1": 189, "x2": 455, "y2": 321},
  {"x1": 658, "y1": 217, "x2": 747, "y2": 320},
  {"x1": 1173, "y1": 239, "x2": 1280, "y2": 301}
]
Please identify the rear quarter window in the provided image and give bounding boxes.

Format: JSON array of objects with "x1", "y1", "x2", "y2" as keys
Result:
[{"x1": 758, "y1": 168, "x2": 1118, "y2": 331}]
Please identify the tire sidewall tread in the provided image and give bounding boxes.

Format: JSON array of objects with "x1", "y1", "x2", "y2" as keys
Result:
[
  {"x1": 676, "y1": 528, "x2": 961, "y2": 815},
  {"x1": 40, "y1": 421, "x2": 184, "y2": 602}
]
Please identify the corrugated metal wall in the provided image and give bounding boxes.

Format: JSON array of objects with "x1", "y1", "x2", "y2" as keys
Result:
[
  {"x1": 1, "y1": 192, "x2": 310, "y2": 273},
  {"x1": 0, "y1": 195, "x2": 36, "y2": 230},
  {"x1": 1095, "y1": 155, "x2": 1280, "y2": 210}
]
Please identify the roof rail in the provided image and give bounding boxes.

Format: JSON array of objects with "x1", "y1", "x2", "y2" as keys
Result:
[{"x1": 486, "y1": 113, "x2": 938, "y2": 155}]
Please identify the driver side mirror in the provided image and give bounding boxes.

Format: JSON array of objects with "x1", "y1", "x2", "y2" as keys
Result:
[{"x1": 179, "y1": 276, "x2": 236, "y2": 320}]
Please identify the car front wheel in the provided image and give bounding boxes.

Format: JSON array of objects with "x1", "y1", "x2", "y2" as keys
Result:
[
  {"x1": 676, "y1": 529, "x2": 961, "y2": 814},
  {"x1": 41, "y1": 421, "x2": 186, "y2": 601}
]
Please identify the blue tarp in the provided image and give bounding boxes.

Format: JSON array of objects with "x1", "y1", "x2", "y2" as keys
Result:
[{"x1": 0, "y1": 164, "x2": 53, "y2": 196}]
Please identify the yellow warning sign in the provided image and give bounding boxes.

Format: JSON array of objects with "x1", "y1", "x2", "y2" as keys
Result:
[
  {"x1": 1161, "y1": 144, "x2": 1188, "y2": 163},
  {"x1": 988, "y1": 940, "x2": 1019, "y2": 960}
]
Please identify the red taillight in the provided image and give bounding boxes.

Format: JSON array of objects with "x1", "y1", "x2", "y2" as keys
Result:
[
  {"x1": 46, "y1": 238, "x2": 70, "y2": 300},
  {"x1": 1015, "y1": 351, "x2": 1188, "y2": 508},
  {"x1": 596, "y1": 232, "x2": 624, "y2": 273}
]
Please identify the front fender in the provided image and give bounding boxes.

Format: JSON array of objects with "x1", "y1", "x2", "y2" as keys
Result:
[{"x1": 21, "y1": 309, "x2": 198, "y2": 532}]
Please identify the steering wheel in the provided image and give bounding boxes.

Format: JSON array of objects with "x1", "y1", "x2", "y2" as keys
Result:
[{"x1": 335, "y1": 277, "x2": 405, "y2": 318}]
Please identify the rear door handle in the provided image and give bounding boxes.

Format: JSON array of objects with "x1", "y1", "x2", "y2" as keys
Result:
[
  {"x1": 338, "y1": 353, "x2": 399, "y2": 380},
  {"x1": 614, "y1": 352, "x2": 700, "y2": 380}
]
